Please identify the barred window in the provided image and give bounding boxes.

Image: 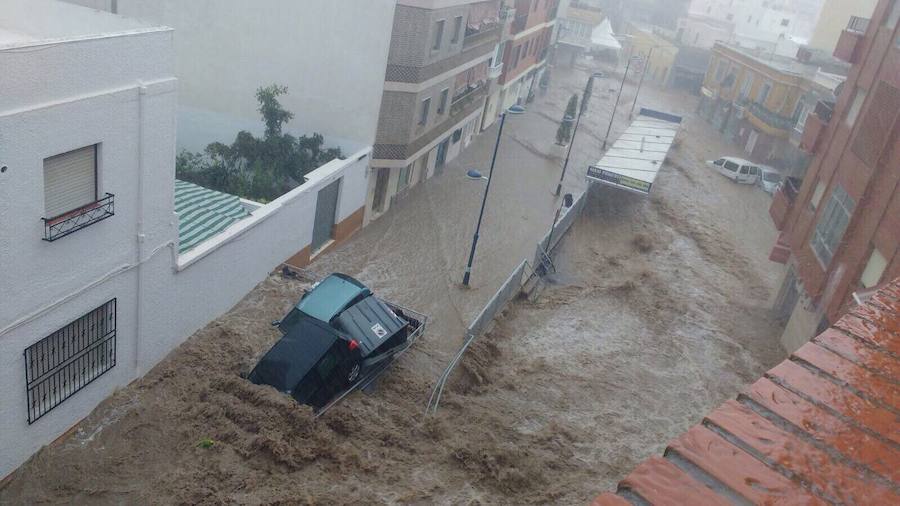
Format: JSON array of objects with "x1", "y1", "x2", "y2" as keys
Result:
[
  {"x1": 810, "y1": 186, "x2": 855, "y2": 267},
  {"x1": 24, "y1": 299, "x2": 117, "y2": 424}
]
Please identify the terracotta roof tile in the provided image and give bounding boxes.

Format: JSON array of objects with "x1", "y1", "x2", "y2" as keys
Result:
[{"x1": 592, "y1": 278, "x2": 900, "y2": 505}]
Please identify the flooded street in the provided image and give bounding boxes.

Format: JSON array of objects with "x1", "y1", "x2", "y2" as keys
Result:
[{"x1": 1, "y1": 63, "x2": 787, "y2": 505}]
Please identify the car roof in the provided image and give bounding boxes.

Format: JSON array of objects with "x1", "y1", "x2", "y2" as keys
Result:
[
  {"x1": 719, "y1": 156, "x2": 754, "y2": 165},
  {"x1": 297, "y1": 273, "x2": 371, "y2": 323}
]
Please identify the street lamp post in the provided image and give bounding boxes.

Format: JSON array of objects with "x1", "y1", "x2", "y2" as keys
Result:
[
  {"x1": 602, "y1": 45, "x2": 635, "y2": 151},
  {"x1": 628, "y1": 46, "x2": 656, "y2": 120},
  {"x1": 554, "y1": 72, "x2": 603, "y2": 196},
  {"x1": 545, "y1": 193, "x2": 574, "y2": 253},
  {"x1": 461, "y1": 105, "x2": 524, "y2": 287}
]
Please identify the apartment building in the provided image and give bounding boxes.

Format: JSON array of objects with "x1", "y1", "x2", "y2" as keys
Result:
[
  {"x1": 698, "y1": 42, "x2": 846, "y2": 175},
  {"x1": 495, "y1": 0, "x2": 558, "y2": 111},
  {"x1": 1, "y1": 0, "x2": 372, "y2": 479},
  {"x1": 368, "y1": 0, "x2": 505, "y2": 219},
  {"x1": 808, "y1": 0, "x2": 878, "y2": 52},
  {"x1": 768, "y1": 0, "x2": 900, "y2": 351},
  {"x1": 678, "y1": 0, "x2": 813, "y2": 55}
]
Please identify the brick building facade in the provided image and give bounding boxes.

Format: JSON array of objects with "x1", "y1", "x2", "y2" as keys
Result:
[
  {"x1": 368, "y1": 0, "x2": 503, "y2": 220},
  {"x1": 770, "y1": 0, "x2": 900, "y2": 351}
]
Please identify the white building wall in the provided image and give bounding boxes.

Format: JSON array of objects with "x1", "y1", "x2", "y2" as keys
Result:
[
  {"x1": 141, "y1": 151, "x2": 371, "y2": 372},
  {"x1": 0, "y1": 0, "x2": 373, "y2": 479},
  {"x1": 0, "y1": 2, "x2": 177, "y2": 478},
  {"x1": 99, "y1": 0, "x2": 396, "y2": 153}
]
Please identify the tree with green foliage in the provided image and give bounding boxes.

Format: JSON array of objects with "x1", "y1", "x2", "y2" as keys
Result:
[
  {"x1": 176, "y1": 84, "x2": 343, "y2": 202},
  {"x1": 556, "y1": 94, "x2": 578, "y2": 146}
]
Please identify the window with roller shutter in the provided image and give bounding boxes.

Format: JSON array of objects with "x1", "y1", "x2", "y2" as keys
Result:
[{"x1": 43, "y1": 145, "x2": 97, "y2": 219}]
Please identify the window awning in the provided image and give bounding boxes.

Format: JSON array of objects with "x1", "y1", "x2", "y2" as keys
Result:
[{"x1": 175, "y1": 179, "x2": 250, "y2": 254}]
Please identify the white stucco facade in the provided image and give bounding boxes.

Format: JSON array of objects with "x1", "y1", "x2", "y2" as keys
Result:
[
  {"x1": 63, "y1": 0, "x2": 396, "y2": 154},
  {"x1": 1, "y1": 0, "x2": 372, "y2": 479}
]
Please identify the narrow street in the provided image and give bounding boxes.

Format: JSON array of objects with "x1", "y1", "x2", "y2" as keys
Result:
[{"x1": 1, "y1": 61, "x2": 787, "y2": 505}]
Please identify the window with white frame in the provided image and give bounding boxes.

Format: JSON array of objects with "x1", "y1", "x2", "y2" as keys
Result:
[
  {"x1": 43, "y1": 145, "x2": 98, "y2": 219},
  {"x1": 419, "y1": 97, "x2": 431, "y2": 126},
  {"x1": 810, "y1": 180, "x2": 826, "y2": 210},
  {"x1": 810, "y1": 185, "x2": 855, "y2": 267},
  {"x1": 860, "y1": 248, "x2": 888, "y2": 288},
  {"x1": 739, "y1": 74, "x2": 753, "y2": 99},
  {"x1": 397, "y1": 165, "x2": 411, "y2": 192},
  {"x1": 793, "y1": 101, "x2": 810, "y2": 132},
  {"x1": 451, "y1": 16, "x2": 463, "y2": 43},
  {"x1": 437, "y1": 88, "x2": 449, "y2": 114},
  {"x1": 886, "y1": 0, "x2": 900, "y2": 29},
  {"x1": 433, "y1": 19, "x2": 445, "y2": 50},
  {"x1": 845, "y1": 88, "x2": 866, "y2": 126},
  {"x1": 757, "y1": 81, "x2": 772, "y2": 105}
]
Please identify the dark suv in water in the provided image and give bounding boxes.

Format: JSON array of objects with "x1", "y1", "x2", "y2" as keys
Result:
[{"x1": 248, "y1": 273, "x2": 424, "y2": 410}]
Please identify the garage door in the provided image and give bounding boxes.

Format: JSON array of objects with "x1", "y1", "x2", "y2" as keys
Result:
[{"x1": 44, "y1": 145, "x2": 97, "y2": 218}]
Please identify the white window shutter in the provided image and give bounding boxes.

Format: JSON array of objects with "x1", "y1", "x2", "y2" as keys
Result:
[{"x1": 43, "y1": 145, "x2": 96, "y2": 218}]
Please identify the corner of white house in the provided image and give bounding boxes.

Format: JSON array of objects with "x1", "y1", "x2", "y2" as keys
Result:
[{"x1": 0, "y1": 0, "x2": 373, "y2": 480}]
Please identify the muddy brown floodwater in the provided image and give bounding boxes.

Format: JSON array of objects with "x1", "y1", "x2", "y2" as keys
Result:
[{"x1": 1, "y1": 75, "x2": 788, "y2": 505}]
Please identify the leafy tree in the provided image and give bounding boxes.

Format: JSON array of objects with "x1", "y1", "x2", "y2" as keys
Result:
[
  {"x1": 556, "y1": 94, "x2": 578, "y2": 145},
  {"x1": 176, "y1": 84, "x2": 343, "y2": 202}
]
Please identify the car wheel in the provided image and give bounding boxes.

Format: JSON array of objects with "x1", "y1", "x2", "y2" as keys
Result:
[{"x1": 348, "y1": 363, "x2": 360, "y2": 383}]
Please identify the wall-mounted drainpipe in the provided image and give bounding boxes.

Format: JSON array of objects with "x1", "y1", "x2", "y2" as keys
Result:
[{"x1": 134, "y1": 83, "x2": 146, "y2": 374}]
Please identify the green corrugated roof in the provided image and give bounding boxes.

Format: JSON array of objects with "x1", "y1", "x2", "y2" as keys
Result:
[{"x1": 175, "y1": 179, "x2": 250, "y2": 254}]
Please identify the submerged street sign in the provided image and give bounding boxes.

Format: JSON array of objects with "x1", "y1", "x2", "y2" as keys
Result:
[{"x1": 586, "y1": 108, "x2": 682, "y2": 196}]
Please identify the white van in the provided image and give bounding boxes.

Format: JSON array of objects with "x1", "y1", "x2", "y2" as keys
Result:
[{"x1": 707, "y1": 156, "x2": 760, "y2": 185}]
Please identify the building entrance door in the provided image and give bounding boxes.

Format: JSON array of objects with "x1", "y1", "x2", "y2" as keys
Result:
[
  {"x1": 746, "y1": 130, "x2": 759, "y2": 154},
  {"x1": 435, "y1": 139, "x2": 449, "y2": 175},
  {"x1": 311, "y1": 179, "x2": 340, "y2": 252}
]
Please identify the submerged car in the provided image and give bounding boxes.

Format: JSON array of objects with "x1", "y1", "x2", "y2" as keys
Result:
[
  {"x1": 248, "y1": 273, "x2": 425, "y2": 411},
  {"x1": 758, "y1": 167, "x2": 783, "y2": 195},
  {"x1": 707, "y1": 156, "x2": 760, "y2": 185}
]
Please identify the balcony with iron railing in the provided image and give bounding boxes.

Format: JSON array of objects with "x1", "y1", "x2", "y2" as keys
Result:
[
  {"x1": 373, "y1": 87, "x2": 488, "y2": 161},
  {"x1": 769, "y1": 177, "x2": 801, "y2": 231},
  {"x1": 42, "y1": 193, "x2": 115, "y2": 241},
  {"x1": 799, "y1": 101, "x2": 834, "y2": 154},
  {"x1": 463, "y1": 24, "x2": 502, "y2": 50},
  {"x1": 450, "y1": 84, "x2": 488, "y2": 116},
  {"x1": 746, "y1": 101, "x2": 796, "y2": 137},
  {"x1": 834, "y1": 16, "x2": 869, "y2": 63}
]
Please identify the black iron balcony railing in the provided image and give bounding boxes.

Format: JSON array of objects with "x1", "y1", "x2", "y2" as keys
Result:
[
  {"x1": 450, "y1": 85, "x2": 487, "y2": 116},
  {"x1": 748, "y1": 102, "x2": 796, "y2": 132},
  {"x1": 42, "y1": 193, "x2": 115, "y2": 242},
  {"x1": 814, "y1": 100, "x2": 834, "y2": 123},
  {"x1": 847, "y1": 16, "x2": 869, "y2": 34}
]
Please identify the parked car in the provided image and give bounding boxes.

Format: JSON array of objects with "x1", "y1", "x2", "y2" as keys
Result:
[
  {"x1": 758, "y1": 167, "x2": 783, "y2": 195},
  {"x1": 248, "y1": 273, "x2": 425, "y2": 411},
  {"x1": 707, "y1": 156, "x2": 760, "y2": 185}
]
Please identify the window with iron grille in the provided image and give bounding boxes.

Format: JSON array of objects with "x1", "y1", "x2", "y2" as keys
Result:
[
  {"x1": 24, "y1": 299, "x2": 117, "y2": 424},
  {"x1": 810, "y1": 186, "x2": 855, "y2": 267}
]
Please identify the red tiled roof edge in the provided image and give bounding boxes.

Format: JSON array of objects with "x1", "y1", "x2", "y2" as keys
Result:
[{"x1": 592, "y1": 278, "x2": 900, "y2": 505}]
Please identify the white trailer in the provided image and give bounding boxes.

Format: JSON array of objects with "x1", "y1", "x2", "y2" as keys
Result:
[{"x1": 586, "y1": 108, "x2": 682, "y2": 195}]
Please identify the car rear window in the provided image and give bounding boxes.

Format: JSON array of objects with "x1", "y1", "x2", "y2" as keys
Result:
[
  {"x1": 724, "y1": 161, "x2": 738, "y2": 171},
  {"x1": 714, "y1": 158, "x2": 725, "y2": 166}
]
